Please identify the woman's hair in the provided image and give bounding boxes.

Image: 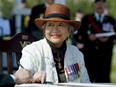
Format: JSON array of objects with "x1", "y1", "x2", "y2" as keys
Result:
[{"x1": 67, "y1": 24, "x2": 74, "y2": 35}]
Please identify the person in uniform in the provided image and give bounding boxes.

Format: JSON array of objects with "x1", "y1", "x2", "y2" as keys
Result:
[
  {"x1": 14, "y1": 4, "x2": 90, "y2": 84},
  {"x1": 72, "y1": 7, "x2": 84, "y2": 48},
  {"x1": 75, "y1": 0, "x2": 116, "y2": 83},
  {"x1": 27, "y1": 0, "x2": 55, "y2": 39}
]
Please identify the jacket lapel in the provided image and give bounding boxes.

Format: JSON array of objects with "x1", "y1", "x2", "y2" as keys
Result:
[
  {"x1": 42, "y1": 38, "x2": 58, "y2": 82},
  {"x1": 64, "y1": 44, "x2": 73, "y2": 67}
]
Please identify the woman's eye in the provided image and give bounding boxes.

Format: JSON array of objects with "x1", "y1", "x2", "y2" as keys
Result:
[
  {"x1": 48, "y1": 23, "x2": 54, "y2": 27},
  {"x1": 59, "y1": 23, "x2": 66, "y2": 27},
  {"x1": 58, "y1": 23, "x2": 63, "y2": 27}
]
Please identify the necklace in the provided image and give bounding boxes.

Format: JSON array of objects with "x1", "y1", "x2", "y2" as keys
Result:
[
  {"x1": 53, "y1": 50, "x2": 64, "y2": 70},
  {"x1": 55, "y1": 56, "x2": 62, "y2": 69}
]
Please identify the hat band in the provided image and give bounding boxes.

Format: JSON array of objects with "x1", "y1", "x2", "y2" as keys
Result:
[{"x1": 45, "y1": 13, "x2": 70, "y2": 20}]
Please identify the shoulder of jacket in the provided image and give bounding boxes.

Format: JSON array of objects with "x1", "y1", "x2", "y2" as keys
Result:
[
  {"x1": 83, "y1": 13, "x2": 93, "y2": 18},
  {"x1": 105, "y1": 15, "x2": 115, "y2": 21},
  {"x1": 67, "y1": 44, "x2": 84, "y2": 63},
  {"x1": 82, "y1": 13, "x2": 93, "y2": 21},
  {"x1": 67, "y1": 44, "x2": 81, "y2": 53},
  {"x1": 22, "y1": 39, "x2": 43, "y2": 50}
]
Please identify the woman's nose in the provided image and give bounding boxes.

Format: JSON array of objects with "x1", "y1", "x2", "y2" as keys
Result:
[{"x1": 52, "y1": 25, "x2": 60, "y2": 32}]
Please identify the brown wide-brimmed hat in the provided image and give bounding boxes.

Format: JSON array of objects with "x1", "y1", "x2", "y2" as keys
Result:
[{"x1": 34, "y1": 4, "x2": 81, "y2": 30}]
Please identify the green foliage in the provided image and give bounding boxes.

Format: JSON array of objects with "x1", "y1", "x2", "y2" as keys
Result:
[
  {"x1": 27, "y1": 0, "x2": 43, "y2": 8},
  {"x1": 111, "y1": 45, "x2": 116, "y2": 83},
  {"x1": 0, "y1": 0, "x2": 15, "y2": 18},
  {"x1": 0, "y1": 0, "x2": 44, "y2": 18},
  {"x1": 66, "y1": 0, "x2": 116, "y2": 19},
  {"x1": 66, "y1": 0, "x2": 94, "y2": 19},
  {"x1": 0, "y1": 0, "x2": 116, "y2": 19},
  {"x1": 110, "y1": 45, "x2": 116, "y2": 83},
  {"x1": 107, "y1": 0, "x2": 116, "y2": 19}
]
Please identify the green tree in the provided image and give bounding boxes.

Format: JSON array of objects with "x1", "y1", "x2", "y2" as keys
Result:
[
  {"x1": 66, "y1": 0, "x2": 116, "y2": 19},
  {"x1": 0, "y1": 0, "x2": 15, "y2": 18},
  {"x1": 0, "y1": 0, "x2": 116, "y2": 19}
]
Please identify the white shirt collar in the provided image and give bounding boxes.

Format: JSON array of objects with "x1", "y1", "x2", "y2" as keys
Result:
[{"x1": 95, "y1": 12, "x2": 105, "y2": 22}]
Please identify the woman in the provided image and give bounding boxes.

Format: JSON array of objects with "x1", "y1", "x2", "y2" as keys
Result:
[{"x1": 14, "y1": 4, "x2": 90, "y2": 84}]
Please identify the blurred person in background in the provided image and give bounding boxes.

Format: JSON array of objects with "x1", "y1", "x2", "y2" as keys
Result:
[
  {"x1": 21, "y1": 0, "x2": 27, "y2": 8},
  {"x1": 27, "y1": 0, "x2": 55, "y2": 40},
  {"x1": 72, "y1": 7, "x2": 84, "y2": 49},
  {"x1": 75, "y1": 7, "x2": 84, "y2": 21},
  {"x1": 104, "y1": 6, "x2": 109, "y2": 15},
  {"x1": 21, "y1": 0, "x2": 28, "y2": 32},
  {"x1": 74, "y1": 0, "x2": 116, "y2": 83}
]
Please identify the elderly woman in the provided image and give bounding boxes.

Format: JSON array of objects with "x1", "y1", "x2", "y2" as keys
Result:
[{"x1": 14, "y1": 4, "x2": 90, "y2": 84}]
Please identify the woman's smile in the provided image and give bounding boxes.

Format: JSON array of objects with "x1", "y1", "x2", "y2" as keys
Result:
[{"x1": 51, "y1": 34, "x2": 61, "y2": 38}]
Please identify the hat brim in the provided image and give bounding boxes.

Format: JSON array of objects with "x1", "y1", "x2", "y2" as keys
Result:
[{"x1": 34, "y1": 18, "x2": 81, "y2": 31}]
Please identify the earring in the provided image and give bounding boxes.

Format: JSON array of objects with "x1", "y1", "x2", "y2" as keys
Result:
[{"x1": 67, "y1": 34, "x2": 69, "y2": 38}]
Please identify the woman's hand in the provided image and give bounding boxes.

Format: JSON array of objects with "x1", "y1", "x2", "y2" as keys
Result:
[
  {"x1": 14, "y1": 68, "x2": 33, "y2": 84},
  {"x1": 32, "y1": 71, "x2": 46, "y2": 84}
]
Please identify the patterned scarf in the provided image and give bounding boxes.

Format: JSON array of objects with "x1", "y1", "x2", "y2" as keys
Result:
[{"x1": 46, "y1": 38, "x2": 67, "y2": 82}]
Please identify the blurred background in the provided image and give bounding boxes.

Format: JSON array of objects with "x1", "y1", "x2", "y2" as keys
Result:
[
  {"x1": 0, "y1": 0, "x2": 116, "y2": 83},
  {"x1": 0, "y1": 0, "x2": 116, "y2": 19},
  {"x1": 0, "y1": 0, "x2": 116, "y2": 34}
]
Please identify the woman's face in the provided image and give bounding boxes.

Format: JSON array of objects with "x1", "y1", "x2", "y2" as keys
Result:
[{"x1": 44, "y1": 21, "x2": 70, "y2": 47}]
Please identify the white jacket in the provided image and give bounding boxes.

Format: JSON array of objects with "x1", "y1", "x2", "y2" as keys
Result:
[{"x1": 19, "y1": 38, "x2": 90, "y2": 83}]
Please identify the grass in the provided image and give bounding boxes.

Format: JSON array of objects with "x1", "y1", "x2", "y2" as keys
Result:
[{"x1": 110, "y1": 44, "x2": 116, "y2": 83}]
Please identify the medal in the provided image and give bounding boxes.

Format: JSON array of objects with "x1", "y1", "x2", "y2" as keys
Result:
[
  {"x1": 58, "y1": 62, "x2": 62, "y2": 69},
  {"x1": 52, "y1": 46, "x2": 66, "y2": 70},
  {"x1": 69, "y1": 75, "x2": 75, "y2": 81},
  {"x1": 56, "y1": 57, "x2": 62, "y2": 69}
]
